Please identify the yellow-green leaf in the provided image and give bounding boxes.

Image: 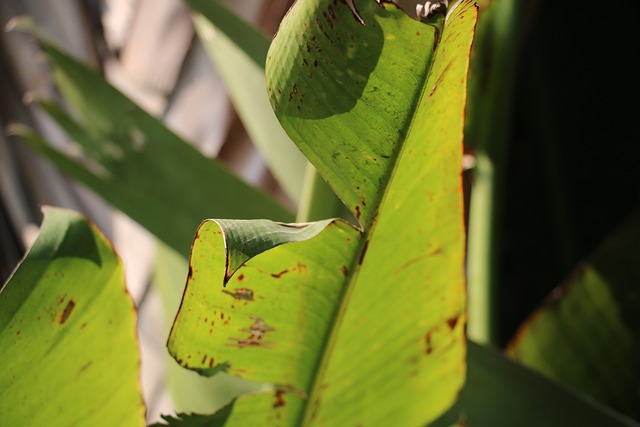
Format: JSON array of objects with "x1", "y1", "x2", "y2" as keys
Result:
[{"x1": 0, "y1": 207, "x2": 144, "y2": 426}]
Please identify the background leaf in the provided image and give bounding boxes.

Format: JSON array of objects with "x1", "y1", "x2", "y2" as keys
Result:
[
  {"x1": 0, "y1": 207, "x2": 144, "y2": 426},
  {"x1": 505, "y1": 210, "x2": 640, "y2": 419},
  {"x1": 186, "y1": 0, "x2": 308, "y2": 204},
  {"x1": 430, "y1": 342, "x2": 640, "y2": 427},
  {"x1": 10, "y1": 19, "x2": 293, "y2": 258}
]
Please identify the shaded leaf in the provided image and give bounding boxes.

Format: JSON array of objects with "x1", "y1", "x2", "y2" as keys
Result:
[
  {"x1": 186, "y1": 0, "x2": 308, "y2": 204},
  {"x1": 10, "y1": 18, "x2": 293, "y2": 257},
  {"x1": 149, "y1": 402, "x2": 233, "y2": 427},
  {"x1": 0, "y1": 207, "x2": 144, "y2": 426},
  {"x1": 430, "y1": 341, "x2": 639, "y2": 427},
  {"x1": 169, "y1": 1, "x2": 477, "y2": 426},
  {"x1": 506, "y1": 210, "x2": 640, "y2": 420}
]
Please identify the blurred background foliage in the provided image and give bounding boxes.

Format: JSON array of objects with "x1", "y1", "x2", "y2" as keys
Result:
[{"x1": 1, "y1": 0, "x2": 638, "y2": 424}]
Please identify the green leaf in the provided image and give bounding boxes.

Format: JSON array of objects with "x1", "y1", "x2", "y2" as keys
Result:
[
  {"x1": 154, "y1": 243, "x2": 261, "y2": 416},
  {"x1": 430, "y1": 341, "x2": 640, "y2": 427},
  {"x1": 168, "y1": 1, "x2": 477, "y2": 426},
  {"x1": 148, "y1": 404, "x2": 233, "y2": 427},
  {"x1": 186, "y1": 0, "x2": 308, "y2": 204},
  {"x1": 267, "y1": 1, "x2": 474, "y2": 229},
  {"x1": 0, "y1": 207, "x2": 144, "y2": 426},
  {"x1": 10, "y1": 19, "x2": 293, "y2": 257},
  {"x1": 505, "y1": 211, "x2": 640, "y2": 419}
]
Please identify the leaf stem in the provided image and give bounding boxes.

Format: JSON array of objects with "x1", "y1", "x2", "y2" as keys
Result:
[{"x1": 465, "y1": 0, "x2": 522, "y2": 345}]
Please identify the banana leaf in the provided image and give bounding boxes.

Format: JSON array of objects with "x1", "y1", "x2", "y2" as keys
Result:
[
  {"x1": 506, "y1": 210, "x2": 640, "y2": 420},
  {"x1": 167, "y1": 1, "x2": 477, "y2": 426},
  {"x1": 0, "y1": 207, "x2": 144, "y2": 426}
]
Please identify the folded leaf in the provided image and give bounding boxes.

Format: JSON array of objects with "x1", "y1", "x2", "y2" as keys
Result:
[{"x1": 0, "y1": 207, "x2": 144, "y2": 426}]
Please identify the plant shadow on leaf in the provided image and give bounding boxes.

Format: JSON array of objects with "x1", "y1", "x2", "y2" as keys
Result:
[
  {"x1": 268, "y1": 1, "x2": 384, "y2": 119},
  {"x1": 52, "y1": 219, "x2": 103, "y2": 266}
]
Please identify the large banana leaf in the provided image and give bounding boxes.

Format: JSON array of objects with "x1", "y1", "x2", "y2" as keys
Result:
[
  {"x1": 168, "y1": 1, "x2": 477, "y2": 426},
  {"x1": 10, "y1": 19, "x2": 293, "y2": 258},
  {"x1": 506, "y1": 210, "x2": 640, "y2": 420},
  {"x1": 0, "y1": 207, "x2": 144, "y2": 426}
]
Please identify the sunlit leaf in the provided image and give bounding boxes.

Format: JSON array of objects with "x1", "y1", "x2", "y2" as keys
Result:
[
  {"x1": 168, "y1": 1, "x2": 477, "y2": 426},
  {"x1": 0, "y1": 207, "x2": 144, "y2": 426}
]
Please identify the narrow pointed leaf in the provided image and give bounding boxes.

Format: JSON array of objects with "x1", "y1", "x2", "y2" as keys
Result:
[
  {"x1": 186, "y1": 0, "x2": 308, "y2": 204},
  {"x1": 506, "y1": 211, "x2": 640, "y2": 419},
  {"x1": 169, "y1": 1, "x2": 477, "y2": 426},
  {"x1": 0, "y1": 207, "x2": 144, "y2": 426},
  {"x1": 11, "y1": 20, "x2": 293, "y2": 257}
]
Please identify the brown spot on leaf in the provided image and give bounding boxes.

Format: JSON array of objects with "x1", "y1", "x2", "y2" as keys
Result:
[
  {"x1": 227, "y1": 317, "x2": 275, "y2": 348},
  {"x1": 340, "y1": 265, "x2": 349, "y2": 276},
  {"x1": 358, "y1": 240, "x2": 369, "y2": 266},
  {"x1": 271, "y1": 269, "x2": 290, "y2": 278},
  {"x1": 237, "y1": 274, "x2": 244, "y2": 281},
  {"x1": 209, "y1": 357, "x2": 215, "y2": 368},
  {"x1": 355, "y1": 205, "x2": 361, "y2": 220},
  {"x1": 295, "y1": 262, "x2": 308, "y2": 274},
  {"x1": 425, "y1": 330, "x2": 434, "y2": 354},
  {"x1": 59, "y1": 300, "x2": 75, "y2": 325},
  {"x1": 273, "y1": 389, "x2": 286, "y2": 408},
  {"x1": 222, "y1": 288, "x2": 255, "y2": 301},
  {"x1": 447, "y1": 316, "x2": 459, "y2": 330}
]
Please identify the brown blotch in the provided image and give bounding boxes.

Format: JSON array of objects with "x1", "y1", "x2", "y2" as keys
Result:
[
  {"x1": 425, "y1": 330, "x2": 434, "y2": 354},
  {"x1": 447, "y1": 316, "x2": 459, "y2": 330},
  {"x1": 295, "y1": 262, "x2": 308, "y2": 274},
  {"x1": 273, "y1": 389, "x2": 286, "y2": 408},
  {"x1": 222, "y1": 288, "x2": 254, "y2": 301},
  {"x1": 209, "y1": 357, "x2": 215, "y2": 368},
  {"x1": 358, "y1": 240, "x2": 369, "y2": 266},
  {"x1": 201, "y1": 355, "x2": 207, "y2": 364},
  {"x1": 271, "y1": 269, "x2": 290, "y2": 278},
  {"x1": 355, "y1": 205, "x2": 361, "y2": 220},
  {"x1": 237, "y1": 273, "x2": 245, "y2": 281},
  {"x1": 340, "y1": 265, "x2": 349, "y2": 277},
  {"x1": 188, "y1": 265, "x2": 193, "y2": 279},
  {"x1": 59, "y1": 300, "x2": 76, "y2": 325},
  {"x1": 227, "y1": 317, "x2": 274, "y2": 348}
]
